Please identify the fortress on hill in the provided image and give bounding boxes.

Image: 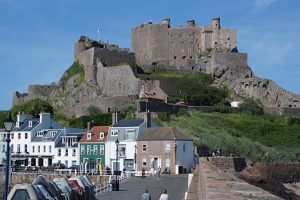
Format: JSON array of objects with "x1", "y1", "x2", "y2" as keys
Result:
[
  {"x1": 12, "y1": 18, "x2": 300, "y2": 117},
  {"x1": 132, "y1": 18, "x2": 236, "y2": 69}
]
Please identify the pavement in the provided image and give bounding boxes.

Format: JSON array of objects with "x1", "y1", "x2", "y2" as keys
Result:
[{"x1": 96, "y1": 174, "x2": 188, "y2": 200}]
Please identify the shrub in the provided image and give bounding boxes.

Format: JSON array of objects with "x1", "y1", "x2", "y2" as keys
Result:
[
  {"x1": 158, "y1": 112, "x2": 170, "y2": 122},
  {"x1": 238, "y1": 97, "x2": 264, "y2": 115}
]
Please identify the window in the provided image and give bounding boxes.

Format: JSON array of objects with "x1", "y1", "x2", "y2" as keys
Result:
[
  {"x1": 43, "y1": 145, "x2": 46, "y2": 153},
  {"x1": 100, "y1": 145, "x2": 104, "y2": 155},
  {"x1": 142, "y1": 158, "x2": 147, "y2": 166},
  {"x1": 87, "y1": 145, "x2": 91, "y2": 155},
  {"x1": 18, "y1": 133, "x2": 21, "y2": 139},
  {"x1": 49, "y1": 145, "x2": 52, "y2": 153},
  {"x1": 142, "y1": 144, "x2": 147, "y2": 152},
  {"x1": 83, "y1": 158, "x2": 88, "y2": 163},
  {"x1": 100, "y1": 132, "x2": 104, "y2": 139},
  {"x1": 93, "y1": 145, "x2": 97, "y2": 155},
  {"x1": 81, "y1": 146, "x2": 85, "y2": 155},
  {"x1": 25, "y1": 145, "x2": 27, "y2": 153},
  {"x1": 97, "y1": 158, "x2": 102, "y2": 165},
  {"x1": 87, "y1": 133, "x2": 91, "y2": 140},
  {"x1": 125, "y1": 130, "x2": 134, "y2": 140},
  {"x1": 183, "y1": 143, "x2": 186, "y2": 152},
  {"x1": 38, "y1": 145, "x2": 40, "y2": 153},
  {"x1": 32, "y1": 146, "x2": 35, "y2": 153},
  {"x1": 111, "y1": 130, "x2": 118, "y2": 136},
  {"x1": 118, "y1": 146, "x2": 126, "y2": 157},
  {"x1": 166, "y1": 157, "x2": 170, "y2": 168},
  {"x1": 2, "y1": 145, "x2": 5, "y2": 153},
  {"x1": 17, "y1": 144, "x2": 20, "y2": 152},
  {"x1": 165, "y1": 144, "x2": 170, "y2": 152},
  {"x1": 73, "y1": 149, "x2": 76, "y2": 156},
  {"x1": 58, "y1": 149, "x2": 61, "y2": 156},
  {"x1": 29, "y1": 121, "x2": 32, "y2": 127},
  {"x1": 11, "y1": 133, "x2": 14, "y2": 139},
  {"x1": 25, "y1": 133, "x2": 28, "y2": 139},
  {"x1": 65, "y1": 149, "x2": 68, "y2": 156},
  {"x1": 65, "y1": 160, "x2": 68, "y2": 167},
  {"x1": 10, "y1": 144, "x2": 13, "y2": 153}
]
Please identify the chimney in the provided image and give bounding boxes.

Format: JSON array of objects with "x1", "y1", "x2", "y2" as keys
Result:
[
  {"x1": 39, "y1": 113, "x2": 51, "y2": 124},
  {"x1": 87, "y1": 120, "x2": 97, "y2": 131},
  {"x1": 144, "y1": 111, "x2": 151, "y2": 129},
  {"x1": 112, "y1": 110, "x2": 121, "y2": 124},
  {"x1": 162, "y1": 18, "x2": 170, "y2": 27}
]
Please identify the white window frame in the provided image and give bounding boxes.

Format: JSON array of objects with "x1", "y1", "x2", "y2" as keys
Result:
[
  {"x1": 87, "y1": 145, "x2": 91, "y2": 155},
  {"x1": 142, "y1": 144, "x2": 147, "y2": 152},
  {"x1": 166, "y1": 157, "x2": 170, "y2": 168},
  {"x1": 100, "y1": 132, "x2": 104, "y2": 139},
  {"x1": 87, "y1": 133, "x2": 92, "y2": 140},
  {"x1": 93, "y1": 145, "x2": 97, "y2": 155},
  {"x1": 111, "y1": 130, "x2": 118, "y2": 136},
  {"x1": 165, "y1": 144, "x2": 170, "y2": 152},
  {"x1": 100, "y1": 145, "x2": 104, "y2": 155},
  {"x1": 81, "y1": 146, "x2": 85, "y2": 155},
  {"x1": 142, "y1": 158, "x2": 147, "y2": 166}
]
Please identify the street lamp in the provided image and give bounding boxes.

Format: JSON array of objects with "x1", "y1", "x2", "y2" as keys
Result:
[
  {"x1": 112, "y1": 138, "x2": 120, "y2": 191},
  {"x1": 134, "y1": 144, "x2": 137, "y2": 171},
  {"x1": 3, "y1": 114, "x2": 15, "y2": 200},
  {"x1": 115, "y1": 138, "x2": 119, "y2": 180}
]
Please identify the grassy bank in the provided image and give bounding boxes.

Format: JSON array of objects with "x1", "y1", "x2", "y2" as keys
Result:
[{"x1": 169, "y1": 110, "x2": 300, "y2": 163}]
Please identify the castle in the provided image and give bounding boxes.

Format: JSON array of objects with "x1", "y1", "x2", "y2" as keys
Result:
[
  {"x1": 132, "y1": 18, "x2": 236, "y2": 69},
  {"x1": 12, "y1": 18, "x2": 300, "y2": 117}
]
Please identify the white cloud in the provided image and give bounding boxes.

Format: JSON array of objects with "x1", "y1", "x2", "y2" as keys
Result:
[{"x1": 250, "y1": 0, "x2": 277, "y2": 14}]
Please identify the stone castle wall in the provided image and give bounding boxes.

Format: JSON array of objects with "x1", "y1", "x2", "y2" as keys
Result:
[
  {"x1": 132, "y1": 18, "x2": 237, "y2": 68},
  {"x1": 209, "y1": 157, "x2": 247, "y2": 172},
  {"x1": 253, "y1": 163, "x2": 300, "y2": 183}
]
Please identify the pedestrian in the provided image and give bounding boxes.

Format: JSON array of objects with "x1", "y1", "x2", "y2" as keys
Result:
[
  {"x1": 141, "y1": 167, "x2": 146, "y2": 179},
  {"x1": 141, "y1": 188, "x2": 152, "y2": 200},
  {"x1": 159, "y1": 188, "x2": 169, "y2": 200},
  {"x1": 157, "y1": 166, "x2": 161, "y2": 178}
]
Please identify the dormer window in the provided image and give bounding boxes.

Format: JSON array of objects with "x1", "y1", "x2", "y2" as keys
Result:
[
  {"x1": 111, "y1": 130, "x2": 118, "y2": 136},
  {"x1": 37, "y1": 131, "x2": 44, "y2": 137},
  {"x1": 29, "y1": 121, "x2": 32, "y2": 127},
  {"x1": 87, "y1": 133, "x2": 92, "y2": 140},
  {"x1": 100, "y1": 132, "x2": 104, "y2": 139}
]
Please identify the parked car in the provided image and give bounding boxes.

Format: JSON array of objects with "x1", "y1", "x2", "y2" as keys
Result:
[
  {"x1": 47, "y1": 163, "x2": 66, "y2": 171},
  {"x1": 24, "y1": 166, "x2": 37, "y2": 173},
  {"x1": 68, "y1": 165, "x2": 80, "y2": 172}
]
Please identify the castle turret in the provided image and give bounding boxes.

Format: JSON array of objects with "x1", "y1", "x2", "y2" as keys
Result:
[
  {"x1": 211, "y1": 18, "x2": 221, "y2": 48},
  {"x1": 74, "y1": 36, "x2": 87, "y2": 61},
  {"x1": 187, "y1": 20, "x2": 195, "y2": 27},
  {"x1": 162, "y1": 18, "x2": 170, "y2": 27}
]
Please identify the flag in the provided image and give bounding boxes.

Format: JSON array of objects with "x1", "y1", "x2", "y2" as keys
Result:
[{"x1": 97, "y1": 27, "x2": 100, "y2": 33}]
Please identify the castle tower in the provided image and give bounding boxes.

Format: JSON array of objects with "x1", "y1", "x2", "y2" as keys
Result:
[
  {"x1": 187, "y1": 20, "x2": 195, "y2": 27},
  {"x1": 211, "y1": 18, "x2": 221, "y2": 49},
  {"x1": 162, "y1": 18, "x2": 170, "y2": 27},
  {"x1": 74, "y1": 36, "x2": 87, "y2": 61}
]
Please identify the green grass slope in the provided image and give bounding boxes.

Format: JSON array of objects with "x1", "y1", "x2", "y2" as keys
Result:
[{"x1": 169, "y1": 110, "x2": 300, "y2": 163}]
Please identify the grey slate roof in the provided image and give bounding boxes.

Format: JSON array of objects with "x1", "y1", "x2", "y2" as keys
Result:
[
  {"x1": 112, "y1": 119, "x2": 144, "y2": 127},
  {"x1": 12, "y1": 119, "x2": 39, "y2": 132},
  {"x1": 137, "y1": 127, "x2": 193, "y2": 141},
  {"x1": 32, "y1": 129, "x2": 62, "y2": 142}
]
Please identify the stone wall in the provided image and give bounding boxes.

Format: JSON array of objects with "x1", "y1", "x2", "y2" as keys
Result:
[
  {"x1": 209, "y1": 157, "x2": 247, "y2": 172},
  {"x1": 253, "y1": 162, "x2": 300, "y2": 183}
]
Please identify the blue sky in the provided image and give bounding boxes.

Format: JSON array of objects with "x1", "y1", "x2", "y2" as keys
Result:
[{"x1": 0, "y1": 0, "x2": 299, "y2": 110}]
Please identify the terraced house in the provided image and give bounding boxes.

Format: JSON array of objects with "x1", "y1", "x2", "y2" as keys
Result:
[{"x1": 78, "y1": 126, "x2": 109, "y2": 170}]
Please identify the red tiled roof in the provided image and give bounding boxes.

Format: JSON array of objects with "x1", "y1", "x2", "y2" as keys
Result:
[{"x1": 79, "y1": 126, "x2": 110, "y2": 143}]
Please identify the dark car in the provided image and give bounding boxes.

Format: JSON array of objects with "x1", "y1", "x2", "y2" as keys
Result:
[
  {"x1": 11, "y1": 165, "x2": 24, "y2": 172},
  {"x1": 68, "y1": 165, "x2": 80, "y2": 172},
  {"x1": 47, "y1": 163, "x2": 66, "y2": 171}
]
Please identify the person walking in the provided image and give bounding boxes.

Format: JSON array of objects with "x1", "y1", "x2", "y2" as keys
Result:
[
  {"x1": 141, "y1": 167, "x2": 146, "y2": 179},
  {"x1": 157, "y1": 166, "x2": 161, "y2": 178},
  {"x1": 159, "y1": 188, "x2": 169, "y2": 200},
  {"x1": 141, "y1": 189, "x2": 152, "y2": 200}
]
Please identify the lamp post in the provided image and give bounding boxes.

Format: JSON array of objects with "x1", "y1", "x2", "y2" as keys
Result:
[
  {"x1": 115, "y1": 139, "x2": 119, "y2": 180},
  {"x1": 3, "y1": 114, "x2": 15, "y2": 200},
  {"x1": 134, "y1": 144, "x2": 137, "y2": 171}
]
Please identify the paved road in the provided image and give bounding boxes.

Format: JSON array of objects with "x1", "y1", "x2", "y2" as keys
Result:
[{"x1": 96, "y1": 174, "x2": 188, "y2": 200}]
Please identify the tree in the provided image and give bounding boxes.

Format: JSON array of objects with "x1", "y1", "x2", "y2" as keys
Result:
[
  {"x1": 174, "y1": 73, "x2": 230, "y2": 106},
  {"x1": 238, "y1": 97, "x2": 264, "y2": 115},
  {"x1": 11, "y1": 98, "x2": 53, "y2": 119}
]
